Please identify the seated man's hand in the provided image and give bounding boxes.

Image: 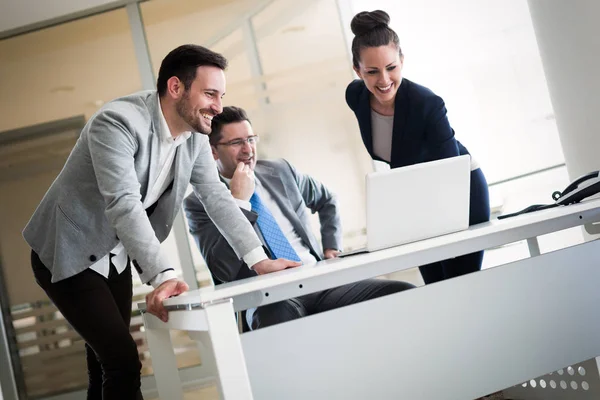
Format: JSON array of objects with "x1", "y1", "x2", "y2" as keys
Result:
[
  {"x1": 324, "y1": 249, "x2": 341, "y2": 259},
  {"x1": 252, "y1": 258, "x2": 302, "y2": 275},
  {"x1": 146, "y1": 279, "x2": 189, "y2": 322},
  {"x1": 230, "y1": 162, "x2": 255, "y2": 201}
]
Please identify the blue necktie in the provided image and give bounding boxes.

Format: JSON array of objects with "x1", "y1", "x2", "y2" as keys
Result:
[{"x1": 250, "y1": 191, "x2": 301, "y2": 261}]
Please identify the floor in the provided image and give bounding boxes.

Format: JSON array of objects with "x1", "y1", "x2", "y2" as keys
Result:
[{"x1": 148, "y1": 385, "x2": 219, "y2": 400}]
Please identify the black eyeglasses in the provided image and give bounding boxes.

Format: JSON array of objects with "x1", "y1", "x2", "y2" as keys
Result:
[{"x1": 216, "y1": 136, "x2": 260, "y2": 147}]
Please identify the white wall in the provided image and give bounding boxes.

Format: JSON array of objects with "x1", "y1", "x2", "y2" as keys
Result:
[
  {"x1": 526, "y1": 0, "x2": 600, "y2": 244},
  {"x1": 526, "y1": 0, "x2": 600, "y2": 180}
]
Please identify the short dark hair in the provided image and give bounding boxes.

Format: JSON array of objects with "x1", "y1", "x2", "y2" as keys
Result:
[
  {"x1": 350, "y1": 10, "x2": 402, "y2": 69},
  {"x1": 209, "y1": 106, "x2": 252, "y2": 145},
  {"x1": 157, "y1": 44, "x2": 228, "y2": 96}
]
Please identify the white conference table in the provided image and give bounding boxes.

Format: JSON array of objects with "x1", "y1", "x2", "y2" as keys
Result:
[{"x1": 139, "y1": 198, "x2": 600, "y2": 400}]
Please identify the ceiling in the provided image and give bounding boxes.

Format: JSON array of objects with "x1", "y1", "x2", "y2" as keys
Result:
[{"x1": 0, "y1": 0, "x2": 137, "y2": 39}]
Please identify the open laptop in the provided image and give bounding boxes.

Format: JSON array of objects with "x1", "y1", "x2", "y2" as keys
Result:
[{"x1": 341, "y1": 155, "x2": 471, "y2": 257}]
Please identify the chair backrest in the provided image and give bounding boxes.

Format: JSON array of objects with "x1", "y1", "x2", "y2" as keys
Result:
[{"x1": 236, "y1": 310, "x2": 251, "y2": 333}]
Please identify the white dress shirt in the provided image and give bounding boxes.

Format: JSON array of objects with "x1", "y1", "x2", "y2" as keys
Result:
[
  {"x1": 224, "y1": 176, "x2": 317, "y2": 266},
  {"x1": 89, "y1": 97, "x2": 190, "y2": 287}
]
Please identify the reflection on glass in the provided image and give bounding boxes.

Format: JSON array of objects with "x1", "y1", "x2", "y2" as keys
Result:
[{"x1": 250, "y1": 0, "x2": 372, "y2": 245}]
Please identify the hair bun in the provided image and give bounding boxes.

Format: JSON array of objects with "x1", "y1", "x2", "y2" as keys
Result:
[{"x1": 350, "y1": 10, "x2": 390, "y2": 36}]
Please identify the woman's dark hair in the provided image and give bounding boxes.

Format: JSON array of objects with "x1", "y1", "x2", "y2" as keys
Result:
[
  {"x1": 157, "y1": 44, "x2": 228, "y2": 96},
  {"x1": 350, "y1": 10, "x2": 402, "y2": 69}
]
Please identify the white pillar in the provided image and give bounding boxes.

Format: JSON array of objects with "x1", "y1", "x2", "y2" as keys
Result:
[{"x1": 527, "y1": 0, "x2": 600, "y2": 237}]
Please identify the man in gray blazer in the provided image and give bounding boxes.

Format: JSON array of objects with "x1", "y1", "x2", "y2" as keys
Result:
[
  {"x1": 184, "y1": 106, "x2": 414, "y2": 330},
  {"x1": 23, "y1": 45, "x2": 299, "y2": 399}
]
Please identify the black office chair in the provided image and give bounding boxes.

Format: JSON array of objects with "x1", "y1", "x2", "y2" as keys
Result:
[
  {"x1": 236, "y1": 310, "x2": 251, "y2": 333},
  {"x1": 212, "y1": 274, "x2": 252, "y2": 333}
]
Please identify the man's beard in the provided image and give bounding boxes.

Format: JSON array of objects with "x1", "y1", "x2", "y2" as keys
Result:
[{"x1": 175, "y1": 92, "x2": 210, "y2": 134}]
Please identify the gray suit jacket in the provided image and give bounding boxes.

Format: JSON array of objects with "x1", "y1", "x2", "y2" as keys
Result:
[
  {"x1": 23, "y1": 90, "x2": 262, "y2": 284},
  {"x1": 183, "y1": 159, "x2": 342, "y2": 284}
]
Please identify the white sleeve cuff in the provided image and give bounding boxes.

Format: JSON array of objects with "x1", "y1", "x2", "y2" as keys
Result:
[
  {"x1": 243, "y1": 246, "x2": 268, "y2": 269},
  {"x1": 235, "y1": 198, "x2": 252, "y2": 211},
  {"x1": 149, "y1": 269, "x2": 178, "y2": 288}
]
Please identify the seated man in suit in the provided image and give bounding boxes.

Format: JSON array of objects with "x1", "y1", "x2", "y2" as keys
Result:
[{"x1": 184, "y1": 106, "x2": 415, "y2": 329}]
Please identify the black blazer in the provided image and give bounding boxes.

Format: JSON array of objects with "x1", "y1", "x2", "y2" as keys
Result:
[{"x1": 345, "y1": 78, "x2": 470, "y2": 169}]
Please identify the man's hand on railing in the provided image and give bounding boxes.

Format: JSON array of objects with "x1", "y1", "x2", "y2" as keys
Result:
[{"x1": 146, "y1": 279, "x2": 189, "y2": 322}]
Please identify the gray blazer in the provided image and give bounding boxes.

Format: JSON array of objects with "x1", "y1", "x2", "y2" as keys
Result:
[
  {"x1": 23, "y1": 90, "x2": 262, "y2": 284},
  {"x1": 183, "y1": 159, "x2": 342, "y2": 284}
]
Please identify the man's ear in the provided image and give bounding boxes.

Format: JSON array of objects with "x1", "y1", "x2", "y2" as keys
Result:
[
  {"x1": 211, "y1": 145, "x2": 219, "y2": 161},
  {"x1": 166, "y1": 76, "x2": 184, "y2": 99}
]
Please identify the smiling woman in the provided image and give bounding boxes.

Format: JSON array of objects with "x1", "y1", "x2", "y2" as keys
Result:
[
  {"x1": 345, "y1": 9, "x2": 491, "y2": 285},
  {"x1": 350, "y1": 10, "x2": 402, "y2": 116}
]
